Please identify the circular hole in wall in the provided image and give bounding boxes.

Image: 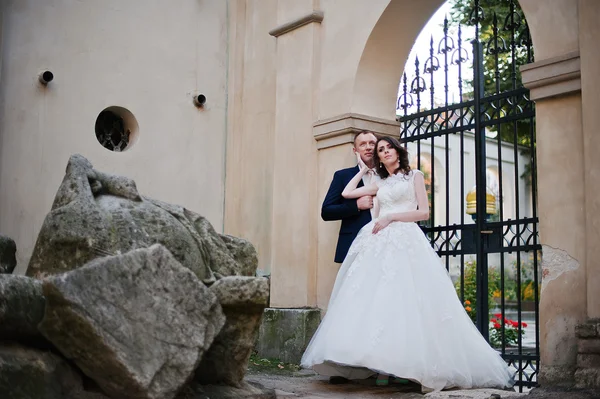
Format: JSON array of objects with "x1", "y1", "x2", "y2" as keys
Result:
[{"x1": 94, "y1": 106, "x2": 139, "y2": 152}]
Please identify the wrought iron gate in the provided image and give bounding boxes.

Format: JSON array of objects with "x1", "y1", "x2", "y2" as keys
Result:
[{"x1": 397, "y1": 0, "x2": 539, "y2": 391}]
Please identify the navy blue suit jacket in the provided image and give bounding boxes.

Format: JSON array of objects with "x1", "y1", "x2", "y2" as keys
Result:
[{"x1": 321, "y1": 166, "x2": 372, "y2": 263}]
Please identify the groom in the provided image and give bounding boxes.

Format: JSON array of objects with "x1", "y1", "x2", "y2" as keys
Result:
[
  {"x1": 322, "y1": 130, "x2": 379, "y2": 263},
  {"x1": 321, "y1": 130, "x2": 378, "y2": 385}
]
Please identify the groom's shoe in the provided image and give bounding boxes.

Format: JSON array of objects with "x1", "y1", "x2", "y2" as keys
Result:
[{"x1": 328, "y1": 376, "x2": 349, "y2": 385}]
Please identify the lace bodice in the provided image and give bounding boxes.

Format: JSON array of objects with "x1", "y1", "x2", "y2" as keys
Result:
[{"x1": 376, "y1": 170, "x2": 422, "y2": 217}]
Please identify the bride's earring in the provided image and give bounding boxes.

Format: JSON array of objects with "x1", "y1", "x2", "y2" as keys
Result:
[{"x1": 379, "y1": 163, "x2": 383, "y2": 168}]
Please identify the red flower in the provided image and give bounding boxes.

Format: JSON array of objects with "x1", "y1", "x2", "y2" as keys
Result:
[
  {"x1": 494, "y1": 313, "x2": 502, "y2": 318},
  {"x1": 522, "y1": 322, "x2": 528, "y2": 328},
  {"x1": 493, "y1": 323, "x2": 501, "y2": 329},
  {"x1": 490, "y1": 318, "x2": 498, "y2": 323}
]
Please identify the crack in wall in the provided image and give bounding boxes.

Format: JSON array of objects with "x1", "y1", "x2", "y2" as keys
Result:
[{"x1": 541, "y1": 245, "x2": 580, "y2": 293}]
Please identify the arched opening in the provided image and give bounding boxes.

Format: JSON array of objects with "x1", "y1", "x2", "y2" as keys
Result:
[
  {"x1": 353, "y1": 0, "x2": 541, "y2": 390},
  {"x1": 340, "y1": 0, "x2": 591, "y2": 390},
  {"x1": 351, "y1": 0, "x2": 445, "y2": 119}
]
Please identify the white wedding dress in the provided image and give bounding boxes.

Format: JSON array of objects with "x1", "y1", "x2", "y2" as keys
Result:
[{"x1": 301, "y1": 170, "x2": 513, "y2": 392}]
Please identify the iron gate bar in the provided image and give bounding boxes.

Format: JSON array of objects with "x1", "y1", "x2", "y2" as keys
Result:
[{"x1": 396, "y1": 0, "x2": 540, "y2": 391}]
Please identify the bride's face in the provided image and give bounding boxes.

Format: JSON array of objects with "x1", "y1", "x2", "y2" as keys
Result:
[{"x1": 377, "y1": 140, "x2": 399, "y2": 167}]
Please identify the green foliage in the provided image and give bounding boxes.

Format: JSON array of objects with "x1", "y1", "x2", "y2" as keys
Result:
[
  {"x1": 491, "y1": 252, "x2": 541, "y2": 302},
  {"x1": 455, "y1": 259, "x2": 499, "y2": 323},
  {"x1": 247, "y1": 352, "x2": 301, "y2": 375},
  {"x1": 454, "y1": 257, "x2": 534, "y2": 347},
  {"x1": 448, "y1": 0, "x2": 535, "y2": 185}
]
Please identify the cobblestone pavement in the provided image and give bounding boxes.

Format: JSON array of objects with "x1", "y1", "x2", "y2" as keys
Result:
[
  {"x1": 246, "y1": 370, "x2": 533, "y2": 399},
  {"x1": 247, "y1": 371, "x2": 600, "y2": 399}
]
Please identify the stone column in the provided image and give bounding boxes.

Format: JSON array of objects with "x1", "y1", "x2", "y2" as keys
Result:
[
  {"x1": 579, "y1": 0, "x2": 600, "y2": 321},
  {"x1": 313, "y1": 114, "x2": 399, "y2": 308},
  {"x1": 268, "y1": 1, "x2": 323, "y2": 309},
  {"x1": 522, "y1": 53, "x2": 586, "y2": 386},
  {"x1": 253, "y1": 1, "x2": 324, "y2": 364},
  {"x1": 224, "y1": 0, "x2": 278, "y2": 277}
]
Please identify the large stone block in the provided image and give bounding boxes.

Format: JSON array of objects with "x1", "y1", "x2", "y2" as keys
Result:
[
  {"x1": 578, "y1": 354, "x2": 600, "y2": 369},
  {"x1": 578, "y1": 338, "x2": 600, "y2": 354},
  {"x1": 196, "y1": 276, "x2": 270, "y2": 386},
  {"x1": 538, "y1": 365, "x2": 576, "y2": 388},
  {"x1": 577, "y1": 323, "x2": 599, "y2": 339},
  {"x1": 0, "y1": 274, "x2": 46, "y2": 344},
  {"x1": 0, "y1": 342, "x2": 109, "y2": 399},
  {"x1": 255, "y1": 308, "x2": 321, "y2": 364},
  {"x1": 575, "y1": 367, "x2": 600, "y2": 390},
  {"x1": 27, "y1": 154, "x2": 257, "y2": 283},
  {"x1": 38, "y1": 244, "x2": 226, "y2": 399}
]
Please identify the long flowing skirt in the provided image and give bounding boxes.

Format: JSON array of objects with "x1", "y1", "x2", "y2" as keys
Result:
[{"x1": 301, "y1": 221, "x2": 514, "y2": 392}]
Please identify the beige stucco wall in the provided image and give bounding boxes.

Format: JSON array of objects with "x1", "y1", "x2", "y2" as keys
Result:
[
  {"x1": 228, "y1": 0, "x2": 600, "y2": 386},
  {"x1": 535, "y1": 95, "x2": 586, "y2": 383},
  {"x1": 224, "y1": 0, "x2": 278, "y2": 277},
  {"x1": 0, "y1": 0, "x2": 229, "y2": 273},
  {"x1": 2, "y1": 0, "x2": 600, "y2": 388},
  {"x1": 579, "y1": 0, "x2": 600, "y2": 321},
  {"x1": 519, "y1": 0, "x2": 579, "y2": 61},
  {"x1": 318, "y1": 0, "x2": 444, "y2": 121},
  {"x1": 521, "y1": 0, "x2": 600, "y2": 385},
  {"x1": 225, "y1": 0, "x2": 446, "y2": 308}
]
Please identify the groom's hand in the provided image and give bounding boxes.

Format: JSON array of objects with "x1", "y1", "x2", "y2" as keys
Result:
[{"x1": 357, "y1": 196, "x2": 373, "y2": 210}]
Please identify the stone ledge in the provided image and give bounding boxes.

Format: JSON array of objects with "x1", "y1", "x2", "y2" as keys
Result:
[
  {"x1": 255, "y1": 308, "x2": 321, "y2": 364},
  {"x1": 578, "y1": 354, "x2": 600, "y2": 369},
  {"x1": 575, "y1": 368, "x2": 600, "y2": 390},
  {"x1": 269, "y1": 11, "x2": 324, "y2": 37},
  {"x1": 539, "y1": 364, "x2": 576, "y2": 387},
  {"x1": 521, "y1": 51, "x2": 581, "y2": 101},
  {"x1": 579, "y1": 338, "x2": 600, "y2": 354},
  {"x1": 577, "y1": 322, "x2": 599, "y2": 339},
  {"x1": 313, "y1": 113, "x2": 400, "y2": 149}
]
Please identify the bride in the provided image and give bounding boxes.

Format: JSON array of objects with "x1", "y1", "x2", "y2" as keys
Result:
[{"x1": 301, "y1": 136, "x2": 513, "y2": 392}]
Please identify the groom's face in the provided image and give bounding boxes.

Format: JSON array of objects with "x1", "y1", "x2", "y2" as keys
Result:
[{"x1": 353, "y1": 133, "x2": 377, "y2": 164}]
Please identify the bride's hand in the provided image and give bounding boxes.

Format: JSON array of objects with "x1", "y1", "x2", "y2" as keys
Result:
[
  {"x1": 372, "y1": 216, "x2": 392, "y2": 234},
  {"x1": 356, "y1": 152, "x2": 368, "y2": 172}
]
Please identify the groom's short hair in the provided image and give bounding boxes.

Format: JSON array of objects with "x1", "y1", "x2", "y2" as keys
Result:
[{"x1": 353, "y1": 130, "x2": 378, "y2": 146}]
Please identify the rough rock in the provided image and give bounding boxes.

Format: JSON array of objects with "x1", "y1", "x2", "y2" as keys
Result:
[
  {"x1": 527, "y1": 386, "x2": 600, "y2": 399},
  {"x1": 176, "y1": 380, "x2": 276, "y2": 399},
  {"x1": 27, "y1": 154, "x2": 258, "y2": 282},
  {"x1": 0, "y1": 274, "x2": 47, "y2": 343},
  {"x1": 0, "y1": 235, "x2": 17, "y2": 274},
  {"x1": 38, "y1": 244, "x2": 226, "y2": 399},
  {"x1": 219, "y1": 234, "x2": 259, "y2": 278},
  {"x1": 196, "y1": 276, "x2": 270, "y2": 386},
  {"x1": 0, "y1": 342, "x2": 110, "y2": 399}
]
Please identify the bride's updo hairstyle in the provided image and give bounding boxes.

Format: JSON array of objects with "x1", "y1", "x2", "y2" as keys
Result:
[{"x1": 374, "y1": 136, "x2": 411, "y2": 178}]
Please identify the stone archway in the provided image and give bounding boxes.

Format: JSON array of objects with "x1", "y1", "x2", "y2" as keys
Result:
[
  {"x1": 344, "y1": 0, "x2": 593, "y2": 388},
  {"x1": 240, "y1": 1, "x2": 597, "y2": 380},
  {"x1": 351, "y1": 0, "x2": 445, "y2": 120}
]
